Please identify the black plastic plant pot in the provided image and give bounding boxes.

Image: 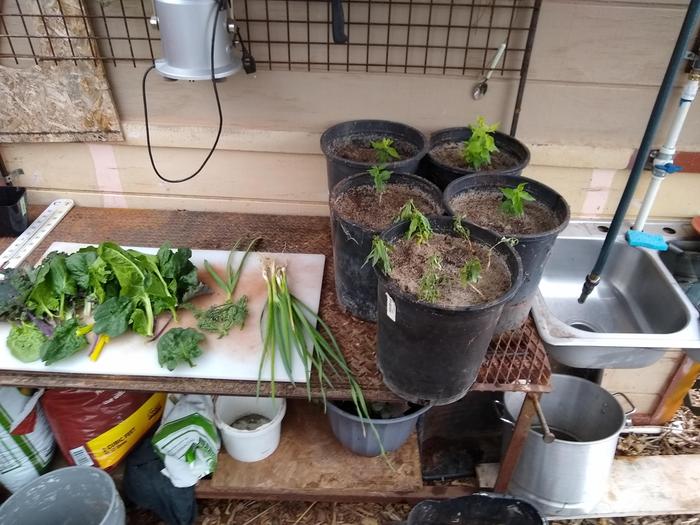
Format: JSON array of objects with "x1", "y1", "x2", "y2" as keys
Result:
[
  {"x1": 443, "y1": 173, "x2": 570, "y2": 334},
  {"x1": 329, "y1": 172, "x2": 443, "y2": 321},
  {"x1": 320, "y1": 120, "x2": 429, "y2": 191},
  {"x1": 422, "y1": 127, "x2": 530, "y2": 190},
  {"x1": 375, "y1": 217, "x2": 522, "y2": 405},
  {"x1": 0, "y1": 187, "x2": 28, "y2": 237},
  {"x1": 406, "y1": 493, "x2": 546, "y2": 525}
]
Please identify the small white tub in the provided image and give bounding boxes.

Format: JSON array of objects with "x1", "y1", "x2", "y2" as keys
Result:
[{"x1": 214, "y1": 396, "x2": 286, "y2": 462}]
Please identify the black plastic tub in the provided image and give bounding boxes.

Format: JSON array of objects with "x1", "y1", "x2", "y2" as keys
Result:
[
  {"x1": 327, "y1": 401, "x2": 431, "y2": 457},
  {"x1": 422, "y1": 127, "x2": 530, "y2": 190},
  {"x1": 0, "y1": 187, "x2": 28, "y2": 237},
  {"x1": 444, "y1": 173, "x2": 570, "y2": 333},
  {"x1": 320, "y1": 120, "x2": 429, "y2": 190},
  {"x1": 375, "y1": 217, "x2": 522, "y2": 405},
  {"x1": 330, "y1": 172, "x2": 443, "y2": 321},
  {"x1": 405, "y1": 493, "x2": 546, "y2": 525}
]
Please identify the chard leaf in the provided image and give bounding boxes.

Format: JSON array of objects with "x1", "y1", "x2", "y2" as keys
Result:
[
  {"x1": 93, "y1": 296, "x2": 134, "y2": 338},
  {"x1": 130, "y1": 308, "x2": 150, "y2": 337},
  {"x1": 8, "y1": 322, "x2": 46, "y2": 362},
  {"x1": 40, "y1": 318, "x2": 88, "y2": 365},
  {"x1": 157, "y1": 327, "x2": 205, "y2": 371}
]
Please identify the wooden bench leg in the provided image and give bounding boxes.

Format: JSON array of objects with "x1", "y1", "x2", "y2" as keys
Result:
[{"x1": 493, "y1": 392, "x2": 537, "y2": 493}]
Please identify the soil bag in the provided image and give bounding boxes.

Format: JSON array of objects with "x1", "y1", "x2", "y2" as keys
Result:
[
  {"x1": 0, "y1": 388, "x2": 54, "y2": 492},
  {"x1": 40, "y1": 389, "x2": 165, "y2": 470},
  {"x1": 152, "y1": 394, "x2": 220, "y2": 488}
]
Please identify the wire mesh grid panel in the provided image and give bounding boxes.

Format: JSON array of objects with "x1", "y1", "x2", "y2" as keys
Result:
[{"x1": 1, "y1": 0, "x2": 538, "y2": 77}]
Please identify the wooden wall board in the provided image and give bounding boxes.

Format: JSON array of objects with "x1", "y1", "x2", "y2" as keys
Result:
[
  {"x1": 0, "y1": 0, "x2": 122, "y2": 143},
  {"x1": 208, "y1": 400, "x2": 423, "y2": 496}
]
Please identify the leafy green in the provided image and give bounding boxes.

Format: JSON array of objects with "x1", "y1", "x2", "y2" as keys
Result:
[
  {"x1": 48, "y1": 255, "x2": 76, "y2": 319},
  {"x1": 0, "y1": 268, "x2": 33, "y2": 322},
  {"x1": 396, "y1": 200, "x2": 433, "y2": 244},
  {"x1": 418, "y1": 256, "x2": 443, "y2": 303},
  {"x1": 500, "y1": 182, "x2": 535, "y2": 217},
  {"x1": 370, "y1": 137, "x2": 400, "y2": 164},
  {"x1": 368, "y1": 165, "x2": 392, "y2": 195},
  {"x1": 157, "y1": 327, "x2": 205, "y2": 371},
  {"x1": 364, "y1": 236, "x2": 393, "y2": 275},
  {"x1": 40, "y1": 318, "x2": 88, "y2": 365},
  {"x1": 188, "y1": 296, "x2": 248, "y2": 338},
  {"x1": 462, "y1": 116, "x2": 499, "y2": 169},
  {"x1": 66, "y1": 248, "x2": 111, "y2": 303},
  {"x1": 8, "y1": 322, "x2": 46, "y2": 362},
  {"x1": 93, "y1": 296, "x2": 134, "y2": 338},
  {"x1": 460, "y1": 257, "x2": 482, "y2": 285}
]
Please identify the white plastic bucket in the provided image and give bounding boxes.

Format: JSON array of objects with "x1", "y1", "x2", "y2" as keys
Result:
[{"x1": 214, "y1": 396, "x2": 286, "y2": 462}]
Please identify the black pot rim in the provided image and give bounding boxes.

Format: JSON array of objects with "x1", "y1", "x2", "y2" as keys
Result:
[
  {"x1": 375, "y1": 216, "x2": 523, "y2": 313},
  {"x1": 428, "y1": 126, "x2": 530, "y2": 175},
  {"x1": 320, "y1": 119, "x2": 429, "y2": 169},
  {"x1": 330, "y1": 171, "x2": 444, "y2": 234},
  {"x1": 328, "y1": 399, "x2": 432, "y2": 424},
  {"x1": 443, "y1": 173, "x2": 571, "y2": 240}
]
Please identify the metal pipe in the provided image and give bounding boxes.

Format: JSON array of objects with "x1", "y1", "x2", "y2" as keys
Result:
[
  {"x1": 578, "y1": 0, "x2": 700, "y2": 304},
  {"x1": 634, "y1": 76, "x2": 698, "y2": 231}
]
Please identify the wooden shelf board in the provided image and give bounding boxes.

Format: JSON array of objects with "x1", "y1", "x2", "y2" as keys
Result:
[{"x1": 196, "y1": 400, "x2": 466, "y2": 502}]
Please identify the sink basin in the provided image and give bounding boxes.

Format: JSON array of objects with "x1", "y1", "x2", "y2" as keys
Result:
[{"x1": 531, "y1": 221, "x2": 700, "y2": 368}]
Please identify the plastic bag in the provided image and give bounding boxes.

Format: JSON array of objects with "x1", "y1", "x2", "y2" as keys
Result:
[
  {"x1": 152, "y1": 394, "x2": 220, "y2": 488},
  {"x1": 0, "y1": 387, "x2": 55, "y2": 492},
  {"x1": 41, "y1": 389, "x2": 165, "y2": 471}
]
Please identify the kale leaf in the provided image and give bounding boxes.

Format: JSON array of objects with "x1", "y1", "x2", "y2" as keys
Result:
[{"x1": 0, "y1": 267, "x2": 33, "y2": 322}]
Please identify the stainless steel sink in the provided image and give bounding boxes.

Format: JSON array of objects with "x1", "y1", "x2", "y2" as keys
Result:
[{"x1": 531, "y1": 220, "x2": 700, "y2": 368}]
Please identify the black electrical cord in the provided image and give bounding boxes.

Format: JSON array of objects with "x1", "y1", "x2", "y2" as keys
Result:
[{"x1": 142, "y1": 0, "x2": 226, "y2": 184}]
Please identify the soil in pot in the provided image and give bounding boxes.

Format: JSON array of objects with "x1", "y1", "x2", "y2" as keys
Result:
[
  {"x1": 330, "y1": 135, "x2": 418, "y2": 163},
  {"x1": 449, "y1": 190, "x2": 559, "y2": 235},
  {"x1": 333, "y1": 400, "x2": 417, "y2": 420},
  {"x1": 388, "y1": 233, "x2": 512, "y2": 308},
  {"x1": 431, "y1": 141, "x2": 518, "y2": 172},
  {"x1": 333, "y1": 184, "x2": 441, "y2": 230},
  {"x1": 231, "y1": 413, "x2": 270, "y2": 431}
]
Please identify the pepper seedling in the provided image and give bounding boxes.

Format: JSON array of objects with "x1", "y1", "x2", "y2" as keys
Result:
[
  {"x1": 462, "y1": 116, "x2": 499, "y2": 169},
  {"x1": 396, "y1": 200, "x2": 433, "y2": 244},
  {"x1": 371, "y1": 137, "x2": 400, "y2": 164},
  {"x1": 368, "y1": 165, "x2": 392, "y2": 200},
  {"x1": 452, "y1": 215, "x2": 473, "y2": 251},
  {"x1": 460, "y1": 257, "x2": 485, "y2": 300},
  {"x1": 418, "y1": 255, "x2": 444, "y2": 303},
  {"x1": 364, "y1": 236, "x2": 393, "y2": 275},
  {"x1": 500, "y1": 182, "x2": 535, "y2": 217}
]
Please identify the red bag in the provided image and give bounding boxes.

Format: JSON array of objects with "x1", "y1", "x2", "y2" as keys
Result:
[{"x1": 41, "y1": 389, "x2": 165, "y2": 471}]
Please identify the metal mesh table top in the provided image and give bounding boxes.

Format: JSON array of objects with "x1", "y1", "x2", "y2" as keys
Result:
[{"x1": 0, "y1": 206, "x2": 550, "y2": 400}]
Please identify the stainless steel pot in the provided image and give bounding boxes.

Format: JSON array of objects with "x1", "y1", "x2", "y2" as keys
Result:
[{"x1": 499, "y1": 374, "x2": 635, "y2": 516}]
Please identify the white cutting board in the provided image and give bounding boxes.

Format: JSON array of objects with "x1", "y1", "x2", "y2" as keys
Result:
[{"x1": 0, "y1": 242, "x2": 326, "y2": 383}]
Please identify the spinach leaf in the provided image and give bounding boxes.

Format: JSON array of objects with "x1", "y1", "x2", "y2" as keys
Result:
[
  {"x1": 8, "y1": 322, "x2": 46, "y2": 362},
  {"x1": 48, "y1": 255, "x2": 76, "y2": 319},
  {"x1": 40, "y1": 318, "x2": 88, "y2": 365},
  {"x1": 157, "y1": 244, "x2": 203, "y2": 302},
  {"x1": 93, "y1": 296, "x2": 134, "y2": 338},
  {"x1": 157, "y1": 327, "x2": 205, "y2": 371}
]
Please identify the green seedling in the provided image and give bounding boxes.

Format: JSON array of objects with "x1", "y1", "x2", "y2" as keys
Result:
[
  {"x1": 487, "y1": 236, "x2": 519, "y2": 269},
  {"x1": 500, "y1": 182, "x2": 535, "y2": 217},
  {"x1": 371, "y1": 137, "x2": 400, "y2": 164},
  {"x1": 396, "y1": 200, "x2": 433, "y2": 244},
  {"x1": 418, "y1": 255, "x2": 443, "y2": 303},
  {"x1": 452, "y1": 215, "x2": 473, "y2": 250},
  {"x1": 364, "y1": 236, "x2": 393, "y2": 275},
  {"x1": 368, "y1": 165, "x2": 392, "y2": 197},
  {"x1": 460, "y1": 257, "x2": 485, "y2": 300},
  {"x1": 462, "y1": 116, "x2": 499, "y2": 169}
]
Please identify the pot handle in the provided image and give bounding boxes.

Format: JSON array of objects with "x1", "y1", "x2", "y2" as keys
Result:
[
  {"x1": 493, "y1": 399, "x2": 515, "y2": 426},
  {"x1": 612, "y1": 392, "x2": 637, "y2": 419}
]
